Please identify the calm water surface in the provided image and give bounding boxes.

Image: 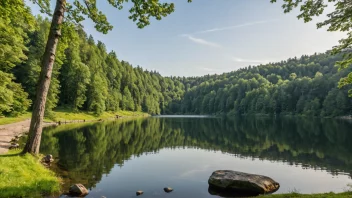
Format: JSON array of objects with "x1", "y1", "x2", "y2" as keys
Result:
[{"x1": 40, "y1": 116, "x2": 352, "y2": 197}]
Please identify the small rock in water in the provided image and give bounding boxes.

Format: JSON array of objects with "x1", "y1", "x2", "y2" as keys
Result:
[
  {"x1": 101, "y1": 196, "x2": 107, "y2": 198},
  {"x1": 136, "y1": 190, "x2": 144, "y2": 196},
  {"x1": 69, "y1": 184, "x2": 89, "y2": 196},
  {"x1": 42, "y1": 154, "x2": 54, "y2": 163},
  {"x1": 164, "y1": 187, "x2": 173, "y2": 193}
]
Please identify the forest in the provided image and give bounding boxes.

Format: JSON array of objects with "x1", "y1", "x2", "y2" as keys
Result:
[
  {"x1": 169, "y1": 52, "x2": 352, "y2": 117},
  {"x1": 1, "y1": 0, "x2": 352, "y2": 118}
]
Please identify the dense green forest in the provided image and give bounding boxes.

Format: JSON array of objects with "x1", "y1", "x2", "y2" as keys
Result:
[
  {"x1": 169, "y1": 53, "x2": 352, "y2": 116},
  {"x1": 1, "y1": 0, "x2": 352, "y2": 118}
]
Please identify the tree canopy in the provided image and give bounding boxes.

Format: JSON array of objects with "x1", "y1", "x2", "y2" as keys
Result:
[{"x1": 28, "y1": 0, "x2": 192, "y2": 32}]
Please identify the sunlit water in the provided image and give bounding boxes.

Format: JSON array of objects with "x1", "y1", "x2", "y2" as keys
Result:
[{"x1": 40, "y1": 116, "x2": 352, "y2": 197}]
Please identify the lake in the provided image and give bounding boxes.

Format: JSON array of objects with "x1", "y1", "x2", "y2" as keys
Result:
[{"x1": 40, "y1": 116, "x2": 352, "y2": 197}]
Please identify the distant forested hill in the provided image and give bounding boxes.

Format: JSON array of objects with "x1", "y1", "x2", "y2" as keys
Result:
[
  {"x1": 168, "y1": 52, "x2": 352, "y2": 117},
  {"x1": 1, "y1": 0, "x2": 351, "y2": 118}
]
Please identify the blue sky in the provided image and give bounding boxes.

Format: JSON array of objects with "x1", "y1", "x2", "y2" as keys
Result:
[{"x1": 27, "y1": 0, "x2": 345, "y2": 77}]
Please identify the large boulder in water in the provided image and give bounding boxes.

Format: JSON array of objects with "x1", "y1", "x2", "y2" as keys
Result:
[{"x1": 208, "y1": 170, "x2": 280, "y2": 195}]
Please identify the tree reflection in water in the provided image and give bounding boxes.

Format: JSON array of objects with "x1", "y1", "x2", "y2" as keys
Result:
[{"x1": 40, "y1": 117, "x2": 352, "y2": 190}]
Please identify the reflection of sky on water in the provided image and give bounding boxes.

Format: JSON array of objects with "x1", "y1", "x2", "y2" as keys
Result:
[{"x1": 88, "y1": 148, "x2": 351, "y2": 198}]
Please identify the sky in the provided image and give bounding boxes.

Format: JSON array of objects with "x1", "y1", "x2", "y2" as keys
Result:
[{"x1": 27, "y1": 0, "x2": 345, "y2": 77}]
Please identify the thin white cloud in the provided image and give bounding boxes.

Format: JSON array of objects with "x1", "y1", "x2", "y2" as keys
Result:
[
  {"x1": 193, "y1": 20, "x2": 278, "y2": 34},
  {"x1": 179, "y1": 20, "x2": 277, "y2": 49},
  {"x1": 183, "y1": 34, "x2": 221, "y2": 48},
  {"x1": 232, "y1": 56, "x2": 273, "y2": 64}
]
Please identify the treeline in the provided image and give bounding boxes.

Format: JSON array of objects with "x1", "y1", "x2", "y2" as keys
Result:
[
  {"x1": 0, "y1": 0, "x2": 184, "y2": 117},
  {"x1": 169, "y1": 53, "x2": 352, "y2": 117},
  {"x1": 1, "y1": 0, "x2": 352, "y2": 118}
]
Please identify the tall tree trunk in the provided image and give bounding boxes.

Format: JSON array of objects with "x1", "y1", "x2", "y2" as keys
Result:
[{"x1": 23, "y1": 0, "x2": 66, "y2": 154}]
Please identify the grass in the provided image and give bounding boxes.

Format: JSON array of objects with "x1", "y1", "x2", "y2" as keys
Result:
[
  {"x1": 0, "y1": 113, "x2": 31, "y2": 125},
  {"x1": 0, "y1": 110, "x2": 149, "y2": 125},
  {"x1": 262, "y1": 192, "x2": 352, "y2": 197},
  {"x1": 0, "y1": 150, "x2": 61, "y2": 198},
  {"x1": 50, "y1": 109, "x2": 148, "y2": 122}
]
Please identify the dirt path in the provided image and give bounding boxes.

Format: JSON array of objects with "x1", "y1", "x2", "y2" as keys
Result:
[{"x1": 0, "y1": 119, "x2": 56, "y2": 154}]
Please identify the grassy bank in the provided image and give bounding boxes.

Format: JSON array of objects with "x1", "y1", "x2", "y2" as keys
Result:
[
  {"x1": 0, "y1": 113, "x2": 31, "y2": 125},
  {"x1": 263, "y1": 192, "x2": 352, "y2": 197},
  {"x1": 0, "y1": 150, "x2": 61, "y2": 197},
  {"x1": 0, "y1": 110, "x2": 149, "y2": 125},
  {"x1": 50, "y1": 109, "x2": 149, "y2": 122}
]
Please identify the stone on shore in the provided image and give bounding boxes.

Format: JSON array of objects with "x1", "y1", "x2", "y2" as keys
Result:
[
  {"x1": 69, "y1": 184, "x2": 89, "y2": 196},
  {"x1": 136, "y1": 190, "x2": 144, "y2": 196},
  {"x1": 164, "y1": 187, "x2": 173, "y2": 193},
  {"x1": 208, "y1": 170, "x2": 280, "y2": 195},
  {"x1": 42, "y1": 154, "x2": 54, "y2": 163},
  {"x1": 11, "y1": 136, "x2": 20, "y2": 142},
  {"x1": 9, "y1": 143, "x2": 19, "y2": 149}
]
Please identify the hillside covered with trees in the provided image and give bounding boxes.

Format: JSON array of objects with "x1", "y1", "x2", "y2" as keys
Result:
[
  {"x1": 1, "y1": 0, "x2": 352, "y2": 118},
  {"x1": 169, "y1": 52, "x2": 352, "y2": 117}
]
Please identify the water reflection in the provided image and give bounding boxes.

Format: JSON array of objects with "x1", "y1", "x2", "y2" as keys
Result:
[{"x1": 40, "y1": 117, "x2": 352, "y2": 195}]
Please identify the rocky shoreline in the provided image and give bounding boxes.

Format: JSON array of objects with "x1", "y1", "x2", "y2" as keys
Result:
[{"x1": 0, "y1": 119, "x2": 57, "y2": 154}]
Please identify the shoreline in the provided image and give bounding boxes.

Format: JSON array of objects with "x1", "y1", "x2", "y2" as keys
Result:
[
  {"x1": 211, "y1": 113, "x2": 352, "y2": 120},
  {"x1": 0, "y1": 111, "x2": 149, "y2": 154},
  {"x1": 161, "y1": 112, "x2": 352, "y2": 120},
  {"x1": 0, "y1": 119, "x2": 57, "y2": 154}
]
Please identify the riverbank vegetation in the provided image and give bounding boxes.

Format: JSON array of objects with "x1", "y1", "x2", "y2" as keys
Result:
[
  {"x1": 0, "y1": 113, "x2": 31, "y2": 125},
  {"x1": 51, "y1": 109, "x2": 148, "y2": 122},
  {"x1": 0, "y1": 110, "x2": 148, "y2": 125},
  {"x1": 0, "y1": 151, "x2": 61, "y2": 197}
]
